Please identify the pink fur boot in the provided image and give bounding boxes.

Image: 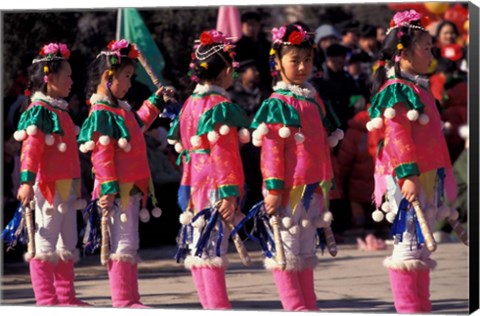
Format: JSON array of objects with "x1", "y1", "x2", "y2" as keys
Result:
[
  {"x1": 201, "y1": 267, "x2": 231, "y2": 309},
  {"x1": 417, "y1": 269, "x2": 432, "y2": 312},
  {"x1": 108, "y1": 260, "x2": 148, "y2": 308},
  {"x1": 272, "y1": 269, "x2": 309, "y2": 311},
  {"x1": 389, "y1": 269, "x2": 421, "y2": 313},
  {"x1": 191, "y1": 267, "x2": 209, "y2": 308},
  {"x1": 54, "y1": 259, "x2": 91, "y2": 306},
  {"x1": 297, "y1": 269, "x2": 318, "y2": 310},
  {"x1": 29, "y1": 258, "x2": 59, "y2": 305}
]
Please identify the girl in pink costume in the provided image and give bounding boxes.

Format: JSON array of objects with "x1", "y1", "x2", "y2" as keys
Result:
[
  {"x1": 78, "y1": 39, "x2": 170, "y2": 308},
  {"x1": 15, "y1": 43, "x2": 90, "y2": 306},
  {"x1": 367, "y1": 10, "x2": 458, "y2": 313},
  {"x1": 249, "y1": 23, "x2": 342, "y2": 311},
  {"x1": 167, "y1": 30, "x2": 249, "y2": 309}
]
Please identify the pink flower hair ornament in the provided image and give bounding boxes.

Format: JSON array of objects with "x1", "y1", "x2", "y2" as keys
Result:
[
  {"x1": 386, "y1": 9, "x2": 426, "y2": 36},
  {"x1": 33, "y1": 42, "x2": 71, "y2": 64},
  {"x1": 97, "y1": 39, "x2": 140, "y2": 65},
  {"x1": 271, "y1": 24, "x2": 311, "y2": 46}
]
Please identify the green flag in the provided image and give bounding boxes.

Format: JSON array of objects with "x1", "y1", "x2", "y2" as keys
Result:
[{"x1": 118, "y1": 8, "x2": 165, "y2": 93}]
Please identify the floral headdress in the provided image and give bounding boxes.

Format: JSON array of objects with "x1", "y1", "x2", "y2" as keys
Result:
[
  {"x1": 32, "y1": 43, "x2": 71, "y2": 64},
  {"x1": 188, "y1": 30, "x2": 238, "y2": 82},
  {"x1": 385, "y1": 10, "x2": 426, "y2": 36},
  {"x1": 96, "y1": 39, "x2": 140, "y2": 65}
]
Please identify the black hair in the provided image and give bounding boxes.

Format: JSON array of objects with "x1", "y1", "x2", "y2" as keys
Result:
[
  {"x1": 189, "y1": 42, "x2": 234, "y2": 84},
  {"x1": 21, "y1": 50, "x2": 69, "y2": 113},
  {"x1": 371, "y1": 17, "x2": 429, "y2": 96},
  {"x1": 241, "y1": 11, "x2": 261, "y2": 23},
  {"x1": 85, "y1": 42, "x2": 137, "y2": 102},
  {"x1": 270, "y1": 23, "x2": 315, "y2": 86},
  {"x1": 435, "y1": 20, "x2": 460, "y2": 41}
]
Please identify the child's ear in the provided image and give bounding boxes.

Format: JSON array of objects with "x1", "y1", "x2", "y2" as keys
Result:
[
  {"x1": 274, "y1": 56, "x2": 281, "y2": 71},
  {"x1": 226, "y1": 66, "x2": 233, "y2": 76}
]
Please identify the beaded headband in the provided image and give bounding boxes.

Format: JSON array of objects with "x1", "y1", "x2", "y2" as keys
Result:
[
  {"x1": 96, "y1": 39, "x2": 140, "y2": 65},
  {"x1": 32, "y1": 43, "x2": 70, "y2": 64},
  {"x1": 193, "y1": 30, "x2": 236, "y2": 61}
]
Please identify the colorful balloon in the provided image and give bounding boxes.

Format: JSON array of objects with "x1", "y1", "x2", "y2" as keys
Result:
[{"x1": 424, "y1": 2, "x2": 450, "y2": 16}]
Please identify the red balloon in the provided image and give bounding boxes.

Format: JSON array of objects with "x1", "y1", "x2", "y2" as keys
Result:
[{"x1": 444, "y1": 4, "x2": 469, "y2": 31}]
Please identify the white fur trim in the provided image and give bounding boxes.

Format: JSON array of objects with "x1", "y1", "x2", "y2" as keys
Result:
[
  {"x1": 278, "y1": 126, "x2": 291, "y2": 138},
  {"x1": 384, "y1": 107, "x2": 396, "y2": 119},
  {"x1": 238, "y1": 128, "x2": 251, "y2": 143},
  {"x1": 184, "y1": 255, "x2": 228, "y2": 269},
  {"x1": 56, "y1": 249, "x2": 78, "y2": 262},
  {"x1": 219, "y1": 125, "x2": 230, "y2": 135},
  {"x1": 294, "y1": 132, "x2": 305, "y2": 143},
  {"x1": 45, "y1": 134, "x2": 55, "y2": 146},
  {"x1": 26, "y1": 251, "x2": 59, "y2": 263},
  {"x1": 193, "y1": 83, "x2": 230, "y2": 99},
  {"x1": 383, "y1": 257, "x2": 437, "y2": 271},
  {"x1": 174, "y1": 142, "x2": 184, "y2": 153},
  {"x1": 32, "y1": 91, "x2": 69, "y2": 110},
  {"x1": 207, "y1": 130, "x2": 220, "y2": 143},
  {"x1": 151, "y1": 207, "x2": 162, "y2": 218},
  {"x1": 264, "y1": 255, "x2": 316, "y2": 271},
  {"x1": 419, "y1": 113, "x2": 429, "y2": 125},
  {"x1": 273, "y1": 81, "x2": 315, "y2": 99},
  {"x1": 109, "y1": 253, "x2": 139, "y2": 264},
  {"x1": 14, "y1": 130, "x2": 27, "y2": 141},
  {"x1": 407, "y1": 109, "x2": 419, "y2": 121},
  {"x1": 57, "y1": 142, "x2": 67, "y2": 152},
  {"x1": 372, "y1": 209, "x2": 384, "y2": 222},
  {"x1": 386, "y1": 211, "x2": 396, "y2": 223},
  {"x1": 99, "y1": 135, "x2": 111, "y2": 146},
  {"x1": 139, "y1": 208, "x2": 150, "y2": 223},
  {"x1": 179, "y1": 211, "x2": 193, "y2": 225},
  {"x1": 257, "y1": 123, "x2": 269, "y2": 135},
  {"x1": 26, "y1": 125, "x2": 38, "y2": 136}
]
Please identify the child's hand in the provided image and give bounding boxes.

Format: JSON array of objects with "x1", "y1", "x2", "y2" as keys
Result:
[
  {"x1": 401, "y1": 176, "x2": 420, "y2": 203},
  {"x1": 98, "y1": 194, "x2": 115, "y2": 210},
  {"x1": 155, "y1": 86, "x2": 176, "y2": 103},
  {"x1": 17, "y1": 183, "x2": 34, "y2": 207},
  {"x1": 264, "y1": 192, "x2": 282, "y2": 215},
  {"x1": 219, "y1": 197, "x2": 236, "y2": 223}
]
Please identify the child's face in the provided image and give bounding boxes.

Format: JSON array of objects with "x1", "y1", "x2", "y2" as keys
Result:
[
  {"x1": 48, "y1": 61, "x2": 72, "y2": 99},
  {"x1": 406, "y1": 33, "x2": 434, "y2": 75},
  {"x1": 241, "y1": 65, "x2": 260, "y2": 85},
  {"x1": 111, "y1": 64, "x2": 134, "y2": 99},
  {"x1": 277, "y1": 47, "x2": 314, "y2": 86}
]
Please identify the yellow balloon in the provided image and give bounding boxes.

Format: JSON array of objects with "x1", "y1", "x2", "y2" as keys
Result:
[
  {"x1": 463, "y1": 20, "x2": 469, "y2": 32},
  {"x1": 424, "y1": 2, "x2": 449, "y2": 15}
]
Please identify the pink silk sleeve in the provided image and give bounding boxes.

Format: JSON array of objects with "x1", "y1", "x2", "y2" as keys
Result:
[
  {"x1": 20, "y1": 129, "x2": 45, "y2": 183},
  {"x1": 383, "y1": 103, "x2": 419, "y2": 178},
  {"x1": 91, "y1": 137, "x2": 118, "y2": 195},
  {"x1": 260, "y1": 123, "x2": 285, "y2": 191},
  {"x1": 210, "y1": 127, "x2": 243, "y2": 198},
  {"x1": 136, "y1": 100, "x2": 161, "y2": 131}
]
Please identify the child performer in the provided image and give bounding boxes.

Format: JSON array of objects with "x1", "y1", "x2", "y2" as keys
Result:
[
  {"x1": 77, "y1": 39, "x2": 170, "y2": 308},
  {"x1": 167, "y1": 30, "x2": 250, "y2": 309},
  {"x1": 249, "y1": 23, "x2": 341, "y2": 311},
  {"x1": 366, "y1": 10, "x2": 458, "y2": 313},
  {"x1": 15, "y1": 43, "x2": 90, "y2": 306}
]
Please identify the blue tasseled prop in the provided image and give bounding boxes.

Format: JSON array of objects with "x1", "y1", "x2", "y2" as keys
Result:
[
  {"x1": 82, "y1": 199, "x2": 101, "y2": 256},
  {"x1": 301, "y1": 182, "x2": 319, "y2": 211},
  {"x1": 194, "y1": 207, "x2": 220, "y2": 258},
  {"x1": 159, "y1": 100, "x2": 181, "y2": 120},
  {"x1": 175, "y1": 223, "x2": 193, "y2": 263},
  {"x1": 177, "y1": 185, "x2": 191, "y2": 212},
  {"x1": 437, "y1": 168, "x2": 445, "y2": 206},
  {"x1": 316, "y1": 228, "x2": 326, "y2": 255},
  {"x1": 390, "y1": 198, "x2": 409, "y2": 242},
  {"x1": 1, "y1": 204, "x2": 27, "y2": 250}
]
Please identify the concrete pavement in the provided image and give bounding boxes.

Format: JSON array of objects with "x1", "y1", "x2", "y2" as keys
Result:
[{"x1": 1, "y1": 240, "x2": 469, "y2": 314}]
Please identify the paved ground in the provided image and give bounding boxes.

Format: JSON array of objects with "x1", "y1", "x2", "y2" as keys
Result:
[{"x1": 1, "y1": 239, "x2": 470, "y2": 314}]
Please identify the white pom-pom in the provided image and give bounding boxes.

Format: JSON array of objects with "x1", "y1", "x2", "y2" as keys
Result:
[
  {"x1": 443, "y1": 121, "x2": 452, "y2": 131},
  {"x1": 75, "y1": 126, "x2": 80, "y2": 135},
  {"x1": 386, "y1": 211, "x2": 396, "y2": 223},
  {"x1": 45, "y1": 134, "x2": 55, "y2": 146},
  {"x1": 139, "y1": 208, "x2": 150, "y2": 223},
  {"x1": 257, "y1": 123, "x2": 269, "y2": 135},
  {"x1": 174, "y1": 142, "x2": 184, "y2": 153},
  {"x1": 449, "y1": 209, "x2": 459, "y2": 221},
  {"x1": 99, "y1": 135, "x2": 111, "y2": 146},
  {"x1": 190, "y1": 135, "x2": 202, "y2": 147},
  {"x1": 151, "y1": 207, "x2": 162, "y2": 218},
  {"x1": 74, "y1": 199, "x2": 87, "y2": 210},
  {"x1": 207, "y1": 131, "x2": 220, "y2": 143},
  {"x1": 252, "y1": 129, "x2": 263, "y2": 140},
  {"x1": 26, "y1": 125, "x2": 38, "y2": 136},
  {"x1": 301, "y1": 219, "x2": 311, "y2": 228},
  {"x1": 57, "y1": 142, "x2": 67, "y2": 152},
  {"x1": 281, "y1": 216, "x2": 293, "y2": 229},
  {"x1": 384, "y1": 108, "x2": 396, "y2": 119},
  {"x1": 219, "y1": 125, "x2": 230, "y2": 135},
  {"x1": 333, "y1": 128, "x2": 344, "y2": 140},
  {"x1": 328, "y1": 136, "x2": 339, "y2": 147},
  {"x1": 238, "y1": 128, "x2": 251, "y2": 143},
  {"x1": 371, "y1": 117, "x2": 384, "y2": 129},
  {"x1": 85, "y1": 140, "x2": 95, "y2": 151},
  {"x1": 58, "y1": 202, "x2": 68, "y2": 214},
  {"x1": 458, "y1": 125, "x2": 469, "y2": 140},
  {"x1": 252, "y1": 138, "x2": 263, "y2": 147},
  {"x1": 278, "y1": 126, "x2": 291, "y2": 138},
  {"x1": 372, "y1": 209, "x2": 384, "y2": 222},
  {"x1": 167, "y1": 138, "x2": 178, "y2": 145},
  {"x1": 322, "y1": 210, "x2": 333, "y2": 225},
  {"x1": 294, "y1": 132, "x2": 305, "y2": 143},
  {"x1": 192, "y1": 216, "x2": 206, "y2": 229},
  {"x1": 366, "y1": 121, "x2": 374, "y2": 132},
  {"x1": 407, "y1": 109, "x2": 419, "y2": 121},
  {"x1": 118, "y1": 137, "x2": 128, "y2": 148},
  {"x1": 288, "y1": 225, "x2": 300, "y2": 235},
  {"x1": 120, "y1": 212, "x2": 128, "y2": 223},
  {"x1": 79, "y1": 144, "x2": 88, "y2": 153},
  {"x1": 381, "y1": 201, "x2": 391, "y2": 213},
  {"x1": 437, "y1": 204, "x2": 451, "y2": 220},
  {"x1": 180, "y1": 211, "x2": 193, "y2": 225},
  {"x1": 419, "y1": 113, "x2": 429, "y2": 125},
  {"x1": 124, "y1": 143, "x2": 132, "y2": 152},
  {"x1": 14, "y1": 130, "x2": 27, "y2": 141}
]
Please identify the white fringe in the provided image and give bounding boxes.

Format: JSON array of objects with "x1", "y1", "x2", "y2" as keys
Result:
[
  {"x1": 383, "y1": 257, "x2": 437, "y2": 271},
  {"x1": 263, "y1": 255, "x2": 316, "y2": 271},
  {"x1": 109, "y1": 253, "x2": 141, "y2": 264},
  {"x1": 24, "y1": 251, "x2": 59, "y2": 263},
  {"x1": 184, "y1": 255, "x2": 228, "y2": 270}
]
